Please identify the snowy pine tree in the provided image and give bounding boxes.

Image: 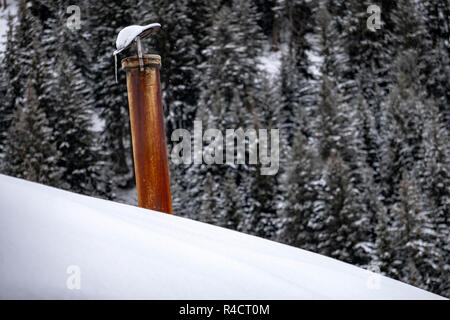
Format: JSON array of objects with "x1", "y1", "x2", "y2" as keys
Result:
[
  {"x1": 150, "y1": 0, "x2": 199, "y2": 133},
  {"x1": 276, "y1": 0, "x2": 315, "y2": 143},
  {"x1": 418, "y1": 99, "x2": 450, "y2": 296},
  {"x1": 314, "y1": 76, "x2": 343, "y2": 160},
  {"x1": 46, "y1": 51, "x2": 111, "y2": 197},
  {"x1": 88, "y1": 0, "x2": 138, "y2": 187},
  {"x1": 315, "y1": 151, "x2": 372, "y2": 265},
  {"x1": 1, "y1": 0, "x2": 43, "y2": 155},
  {"x1": 3, "y1": 81, "x2": 62, "y2": 186},
  {"x1": 380, "y1": 52, "x2": 425, "y2": 205},
  {"x1": 219, "y1": 169, "x2": 243, "y2": 230},
  {"x1": 0, "y1": 13, "x2": 16, "y2": 156},
  {"x1": 278, "y1": 131, "x2": 322, "y2": 251},
  {"x1": 342, "y1": 0, "x2": 395, "y2": 122},
  {"x1": 388, "y1": 171, "x2": 442, "y2": 292},
  {"x1": 420, "y1": 0, "x2": 450, "y2": 125},
  {"x1": 186, "y1": 1, "x2": 264, "y2": 226},
  {"x1": 354, "y1": 92, "x2": 380, "y2": 179}
]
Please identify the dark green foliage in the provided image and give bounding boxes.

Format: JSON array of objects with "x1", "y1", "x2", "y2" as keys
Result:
[
  {"x1": 386, "y1": 171, "x2": 442, "y2": 292},
  {"x1": 1, "y1": 0, "x2": 113, "y2": 198},
  {"x1": 49, "y1": 52, "x2": 111, "y2": 196},
  {"x1": 0, "y1": 13, "x2": 16, "y2": 154},
  {"x1": 150, "y1": 0, "x2": 200, "y2": 133},
  {"x1": 278, "y1": 131, "x2": 322, "y2": 251},
  {"x1": 3, "y1": 81, "x2": 63, "y2": 186},
  {"x1": 380, "y1": 52, "x2": 425, "y2": 205},
  {"x1": 88, "y1": 0, "x2": 139, "y2": 186}
]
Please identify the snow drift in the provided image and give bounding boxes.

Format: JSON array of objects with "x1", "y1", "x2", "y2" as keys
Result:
[{"x1": 0, "y1": 174, "x2": 443, "y2": 299}]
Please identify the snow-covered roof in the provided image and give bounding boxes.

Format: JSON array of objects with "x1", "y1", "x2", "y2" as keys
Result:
[{"x1": 0, "y1": 174, "x2": 443, "y2": 299}]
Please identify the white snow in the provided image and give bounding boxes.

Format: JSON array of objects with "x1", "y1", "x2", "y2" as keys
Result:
[
  {"x1": 305, "y1": 33, "x2": 323, "y2": 79},
  {"x1": 0, "y1": 1, "x2": 17, "y2": 52},
  {"x1": 114, "y1": 23, "x2": 161, "y2": 55},
  {"x1": 0, "y1": 174, "x2": 444, "y2": 299},
  {"x1": 90, "y1": 111, "x2": 105, "y2": 133},
  {"x1": 258, "y1": 45, "x2": 283, "y2": 80},
  {"x1": 113, "y1": 23, "x2": 161, "y2": 83}
]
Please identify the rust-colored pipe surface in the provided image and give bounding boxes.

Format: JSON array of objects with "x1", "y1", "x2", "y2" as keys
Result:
[{"x1": 122, "y1": 55, "x2": 172, "y2": 214}]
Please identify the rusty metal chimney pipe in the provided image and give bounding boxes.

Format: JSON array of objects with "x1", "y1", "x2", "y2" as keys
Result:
[{"x1": 122, "y1": 55, "x2": 172, "y2": 214}]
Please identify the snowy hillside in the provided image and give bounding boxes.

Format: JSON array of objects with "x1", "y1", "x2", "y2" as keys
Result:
[{"x1": 0, "y1": 174, "x2": 443, "y2": 299}]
